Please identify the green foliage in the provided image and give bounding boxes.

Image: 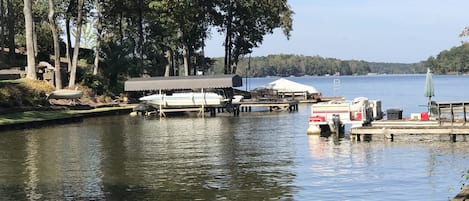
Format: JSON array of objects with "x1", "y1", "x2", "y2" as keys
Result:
[
  {"x1": 461, "y1": 169, "x2": 469, "y2": 189},
  {"x1": 80, "y1": 71, "x2": 105, "y2": 95},
  {"x1": 99, "y1": 41, "x2": 133, "y2": 95},
  {"x1": 217, "y1": 0, "x2": 294, "y2": 73},
  {"x1": 214, "y1": 54, "x2": 415, "y2": 77},
  {"x1": 420, "y1": 44, "x2": 469, "y2": 74},
  {"x1": 72, "y1": 19, "x2": 96, "y2": 49}
]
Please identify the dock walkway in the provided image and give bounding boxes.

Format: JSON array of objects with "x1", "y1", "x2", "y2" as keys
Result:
[
  {"x1": 350, "y1": 120, "x2": 469, "y2": 142},
  {"x1": 237, "y1": 99, "x2": 299, "y2": 112}
]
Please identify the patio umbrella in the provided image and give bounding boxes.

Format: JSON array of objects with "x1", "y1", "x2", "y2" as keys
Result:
[{"x1": 424, "y1": 68, "x2": 434, "y2": 112}]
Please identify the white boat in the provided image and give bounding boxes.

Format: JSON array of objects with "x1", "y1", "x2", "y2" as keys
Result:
[
  {"x1": 139, "y1": 92, "x2": 225, "y2": 108},
  {"x1": 307, "y1": 97, "x2": 383, "y2": 135},
  {"x1": 47, "y1": 89, "x2": 83, "y2": 99}
]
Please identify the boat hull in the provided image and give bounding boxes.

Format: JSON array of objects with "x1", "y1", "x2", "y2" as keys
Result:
[
  {"x1": 47, "y1": 90, "x2": 83, "y2": 99},
  {"x1": 139, "y1": 92, "x2": 224, "y2": 108}
]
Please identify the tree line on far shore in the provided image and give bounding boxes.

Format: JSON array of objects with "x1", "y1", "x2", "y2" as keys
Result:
[
  {"x1": 209, "y1": 54, "x2": 419, "y2": 77},
  {"x1": 208, "y1": 42, "x2": 469, "y2": 77}
]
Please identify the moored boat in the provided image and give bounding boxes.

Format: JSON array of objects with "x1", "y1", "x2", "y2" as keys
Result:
[
  {"x1": 47, "y1": 89, "x2": 84, "y2": 99},
  {"x1": 307, "y1": 97, "x2": 383, "y2": 136},
  {"x1": 139, "y1": 92, "x2": 225, "y2": 108}
]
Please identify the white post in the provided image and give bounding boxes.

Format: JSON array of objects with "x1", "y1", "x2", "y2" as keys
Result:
[
  {"x1": 201, "y1": 88, "x2": 205, "y2": 117},
  {"x1": 159, "y1": 89, "x2": 162, "y2": 118}
]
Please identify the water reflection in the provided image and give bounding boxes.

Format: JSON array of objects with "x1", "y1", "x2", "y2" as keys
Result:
[
  {"x1": 24, "y1": 133, "x2": 40, "y2": 200},
  {"x1": 112, "y1": 115, "x2": 297, "y2": 200},
  {"x1": 0, "y1": 112, "x2": 468, "y2": 200}
]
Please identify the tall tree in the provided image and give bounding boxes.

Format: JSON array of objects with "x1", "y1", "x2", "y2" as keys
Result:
[
  {"x1": 164, "y1": 49, "x2": 173, "y2": 77},
  {"x1": 48, "y1": 0, "x2": 61, "y2": 89},
  {"x1": 149, "y1": 0, "x2": 215, "y2": 76},
  {"x1": 219, "y1": 0, "x2": 293, "y2": 74},
  {"x1": 68, "y1": 0, "x2": 84, "y2": 88},
  {"x1": 24, "y1": 0, "x2": 36, "y2": 79},
  {"x1": 0, "y1": 0, "x2": 4, "y2": 52},
  {"x1": 93, "y1": 0, "x2": 103, "y2": 75},
  {"x1": 7, "y1": 0, "x2": 14, "y2": 61},
  {"x1": 64, "y1": 0, "x2": 74, "y2": 72},
  {"x1": 137, "y1": 0, "x2": 145, "y2": 75}
]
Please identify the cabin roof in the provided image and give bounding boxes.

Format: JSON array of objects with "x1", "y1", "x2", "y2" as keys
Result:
[{"x1": 124, "y1": 74, "x2": 243, "y2": 91}]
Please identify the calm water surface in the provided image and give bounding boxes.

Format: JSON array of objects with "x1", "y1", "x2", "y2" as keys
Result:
[{"x1": 1, "y1": 75, "x2": 469, "y2": 200}]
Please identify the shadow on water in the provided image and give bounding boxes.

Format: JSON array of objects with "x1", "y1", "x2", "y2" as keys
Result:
[{"x1": 0, "y1": 115, "x2": 298, "y2": 200}]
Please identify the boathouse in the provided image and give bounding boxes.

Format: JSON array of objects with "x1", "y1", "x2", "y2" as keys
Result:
[
  {"x1": 124, "y1": 74, "x2": 243, "y2": 117},
  {"x1": 124, "y1": 74, "x2": 242, "y2": 92}
]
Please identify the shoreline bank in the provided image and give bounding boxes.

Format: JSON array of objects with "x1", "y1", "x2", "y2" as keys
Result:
[
  {"x1": 0, "y1": 105, "x2": 134, "y2": 131},
  {"x1": 452, "y1": 186, "x2": 469, "y2": 201}
]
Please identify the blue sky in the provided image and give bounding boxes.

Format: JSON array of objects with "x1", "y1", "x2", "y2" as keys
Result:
[{"x1": 204, "y1": 0, "x2": 469, "y2": 63}]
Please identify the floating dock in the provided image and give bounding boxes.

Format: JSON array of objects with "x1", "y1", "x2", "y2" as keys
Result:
[
  {"x1": 350, "y1": 120, "x2": 469, "y2": 142},
  {"x1": 349, "y1": 100, "x2": 469, "y2": 142},
  {"x1": 236, "y1": 99, "x2": 299, "y2": 113}
]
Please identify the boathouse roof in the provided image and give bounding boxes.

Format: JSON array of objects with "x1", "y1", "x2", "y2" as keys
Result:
[{"x1": 124, "y1": 74, "x2": 242, "y2": 91}]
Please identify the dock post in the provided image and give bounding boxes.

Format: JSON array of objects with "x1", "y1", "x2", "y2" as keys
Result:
[
  {"x1": 233, "y1": 105, "x2": 240, "y2": 116},
  {"x1": 350, "y1": 134, "x2": 357, "y2": 142},
  {"x1": 210, "y1": 108, "x2": 216, "y2": 117}
]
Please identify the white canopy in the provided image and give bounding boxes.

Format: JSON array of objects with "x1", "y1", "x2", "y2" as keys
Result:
[{"x1": 256, "y1": 78, "x2": 319, "y2": 94}]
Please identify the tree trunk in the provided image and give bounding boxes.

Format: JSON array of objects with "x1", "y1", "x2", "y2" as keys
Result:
[
  {"x1": 65, "y1": 17, "x2": 72, "y2": 72},
  {"x1": 7, "y1": 0, "x2": 14, "y2": 61},
  {"x1": 223, "y1": 2, "x2": 234, "y2": 74},
  {"x1": 93, "y1": 0, "x2": 103, "y2": 75},
  {"x1": 32, "y1": 22, "x2": 37, "y2": 57},
  {"x1": 182, "y1": 43, "x2": 189, "y2": 76},
  {"x1": 23, "y1": 0, "x2": 36, "y2": 79},
  {"x1": 68, "y1": 0, "x2": 84, "y2": 89},
  {"x1": 231, "y1": 62, "x2": 237, "y2": 74},
  {"x1": 164, "y1": 49, "x2": 172, "y2": 77},
  {"x1": 119, "y1": 12, "x2": 123, "y2": 45},
  {"x1": 48, "y1": 0, "x2": 61, "y2": 89},
  {"x1": 223, "y1": 30, "x2": 230, "y2": 74},
  {"x1": 174, "y1": 50, "x2": 179, "y2": 76},
  {"x1": 137, "y1": 0, "x2": 145, "y2": 76},
  {"x1": 0, "y1": 0, "x2": 4, "y2": 51}
]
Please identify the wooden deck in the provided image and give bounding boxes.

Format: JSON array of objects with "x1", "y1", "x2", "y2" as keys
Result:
[
  {"x1": 350, "y1": 120, "x2": 469, "y2": 142},
  {"x1": 235, "y1": 99, "x2": 299, "y2": 114}
]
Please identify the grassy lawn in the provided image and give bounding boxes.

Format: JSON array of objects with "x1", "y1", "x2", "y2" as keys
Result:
[{"x1": 0, "y1": 106, "x2": 133, "y2": 125}]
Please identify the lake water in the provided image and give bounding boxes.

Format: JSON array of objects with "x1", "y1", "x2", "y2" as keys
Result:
[{"x1": 1, "y1": 75, "x2": 469, "y2": 200}]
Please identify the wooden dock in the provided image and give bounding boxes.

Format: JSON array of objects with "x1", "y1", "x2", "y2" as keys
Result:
[
  {"x1": 350, "y1": 120, "x2": 469, "y2": 142},
  {"x1": 235, "y1": 99, "x2": 299, "y2": 115},
  {"x1": 349, "y1": 100, "x2": 469, "y2": 142}
]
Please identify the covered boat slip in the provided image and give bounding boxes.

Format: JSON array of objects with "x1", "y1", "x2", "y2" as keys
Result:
[
  {"x1": 124, "y1": 75, "x2": 243, "y2": 117},
  {"x1": 253, "y1": 78, "x2": 321, "y2": 101},
  {"x1": 124, "y1": 74, "x2": 242, "y2": 91},
  {"x1": 349, "y1": 100, "x2": 469, "y2": 142}
]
